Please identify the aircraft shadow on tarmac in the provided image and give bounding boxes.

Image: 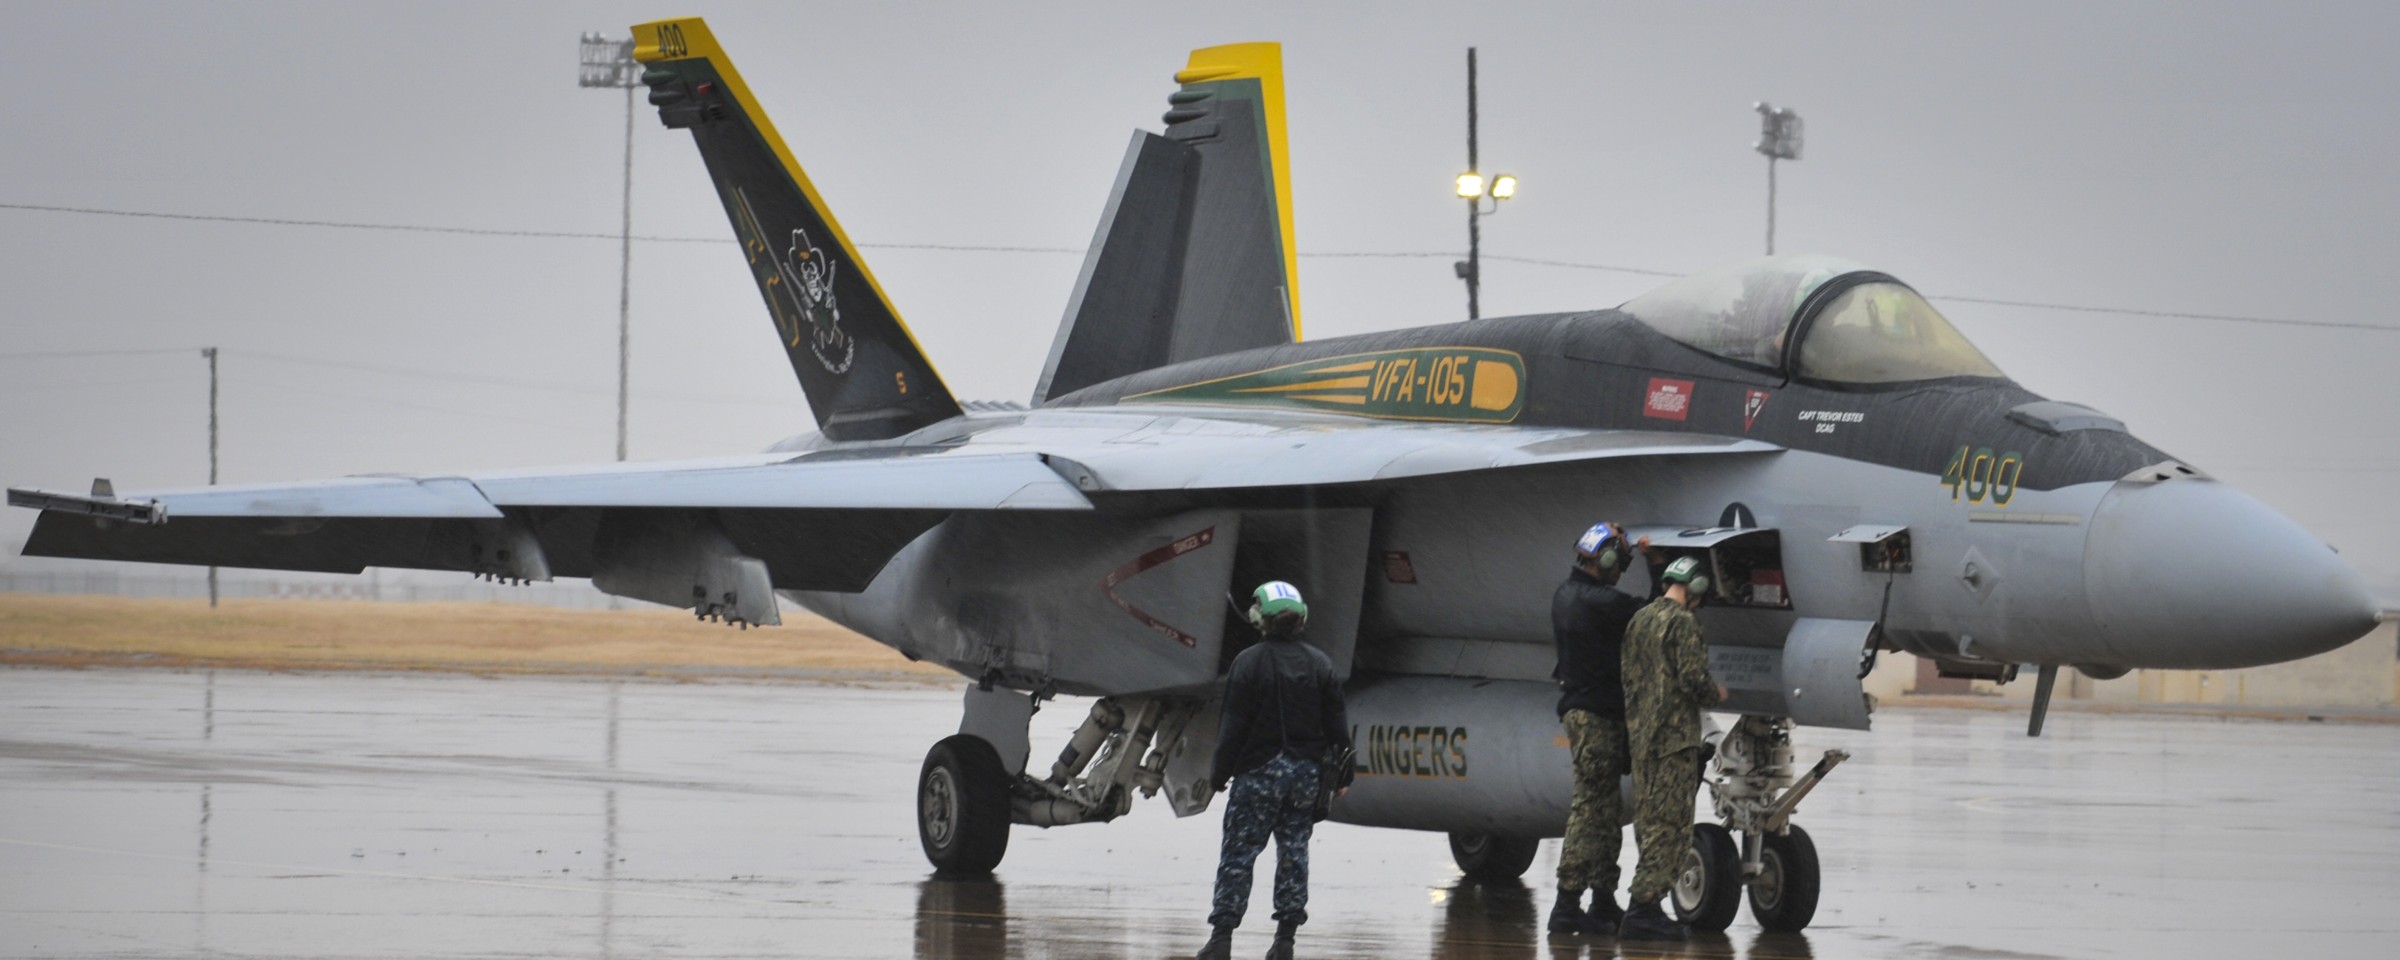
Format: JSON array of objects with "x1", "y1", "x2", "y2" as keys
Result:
[{"x1": 911, "y1": 874, "x2": 1813, "y2": 960}]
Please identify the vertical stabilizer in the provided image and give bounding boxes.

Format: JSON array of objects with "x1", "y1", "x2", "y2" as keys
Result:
[
  {"x1": 1034, "y1": 43, "x2": 1302, "y2": 404},
  {"x1": 634, "y1": 18, "x2": 961, "y2": 440}
]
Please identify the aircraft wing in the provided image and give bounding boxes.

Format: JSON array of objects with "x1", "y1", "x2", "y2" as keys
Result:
[
  {"x1": 10, "y1": 415, "x2": 1771, "y2": 597},
  {"x1": 9, "y1": 452, "x2": 1089, "y2": 592},
  {"x1": 1024, "y1": 420, "x2": 1779, "y2": 493},
  {"x1": 462, "y1": 452, "x2": 1090, "y2": 510}
]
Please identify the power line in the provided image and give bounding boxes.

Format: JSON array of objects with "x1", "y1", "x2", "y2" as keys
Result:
[
  {"x1": 0, "y1": 201, "x2": 716, "y2": 245},
  {"x1": 2215, "y1": 464, "x2": 2400, "y2": 474},
  {"x1": 1925, "y1": 295, "x2": 2392, "y2": 333},
  {"x1": 0, "y1": 201, "x2": 1056, "y2": 251},
  {"x1": 1305, "y1": 250, "x2": 1677, "y2": 278},
  {"x1": 0, "y1": 348, "x2": 794, "y2": 405},
  {"x1": 242, "y1": 380, "x2": 592, "y2": 431},
  {"x1": 238, "y1": 350, "x2": 607, "y2": 394},
  {"x1": 1461, "y1": 253, "x2": 2398, "y2": 330},
  {"x1": 0, "y1": 348, "x2": 206, "y2": 360},
  {"x1": 236, "y1": 351, "x2": 790, "y2": 405},
  {"x1": 1484, "y1": 254, "x2": 1679, "y2": 277},
  {"x1": 0, "y1": 375, "x2": 205, "y2": 391},
  {"x1": 5, "y1": 200, "x2": 2395, "y2": 332},
  {"x1": 869, "y1": 241, "x2": 1079, "y2": 254}
]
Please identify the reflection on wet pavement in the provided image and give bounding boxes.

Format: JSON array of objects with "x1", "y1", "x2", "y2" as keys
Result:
[
  {"x1": 901, "y1": 874, "x2": 1833, "y2": 960},
  {"x1": 1435, "y1": 879, "x2": 1537, "y2": 959},
  {"x1": 1, "y1": 668, "x2": 2394, "y2": 959}
]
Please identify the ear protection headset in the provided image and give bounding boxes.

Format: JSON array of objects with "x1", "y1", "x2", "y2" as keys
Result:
[
  {"x1": 1661, "y1": 554, "x2": 1713, "y2": 597},
  {"x1": 1575, "y1": 523, "x2": 1630, "y2": 573},
  {"x1": 1246, "y1": 580, "x2": 1309, "y2": 630}
]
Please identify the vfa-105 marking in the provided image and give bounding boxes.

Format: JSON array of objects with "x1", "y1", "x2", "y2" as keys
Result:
[
  {"x1": 1123, "y1": 348, "x2": 1527, "y2": 422},
  {"x1": 10, "y1": 17, "x2": 2382, "y2": 935}
]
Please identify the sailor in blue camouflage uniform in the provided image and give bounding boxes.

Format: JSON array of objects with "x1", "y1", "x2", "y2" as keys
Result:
[{"x1": 1194, "y1": 581, "x2": 1352, "y2": 960}]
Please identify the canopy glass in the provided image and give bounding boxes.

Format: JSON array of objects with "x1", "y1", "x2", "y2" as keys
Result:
[{"x1": 1621, "y1": 255, "x2": 2004, "y2": 383}]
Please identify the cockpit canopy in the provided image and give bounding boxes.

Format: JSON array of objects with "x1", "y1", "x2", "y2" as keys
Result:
[{"x1": 1621, "y1": 255, "x2": 2005, "y2": 384}]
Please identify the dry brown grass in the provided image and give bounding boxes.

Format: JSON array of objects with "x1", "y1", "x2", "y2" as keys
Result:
[{"x1": 0, "y1": 594, "x2": 953, "y2": 680}]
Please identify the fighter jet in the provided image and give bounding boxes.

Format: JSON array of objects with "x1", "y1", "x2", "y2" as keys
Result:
[{"x1": 10, "y1": 18, "x2": 2382, "y2": 934}]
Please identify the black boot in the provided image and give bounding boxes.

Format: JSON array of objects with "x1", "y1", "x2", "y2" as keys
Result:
[
  {"x1": 1546, "y1": 888, "x2": 1588, "y2": 934},
  {"x1": 1263, "y1": 918, "x2": 1298, "y2": 960},
  {"x1": 1585, "y1": 890, "x2": 1624, "y2": 935},
  {"x1": 1194, "y1": 924, "x2": 1234, "y2": 960},
  {"x1": 1617, "y1": 899, "x2": 1688, "y2": 941}
]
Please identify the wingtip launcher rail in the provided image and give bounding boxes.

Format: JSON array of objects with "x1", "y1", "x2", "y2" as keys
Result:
[{"x1": 7, "y1": 486, "x2": 168, "y2": 525}]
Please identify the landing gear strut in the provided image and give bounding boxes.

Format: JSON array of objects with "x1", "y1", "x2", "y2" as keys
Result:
[
  {"x1": 1670, "y1": 715, "x2": 1845, "y2": 933},
  {"x1": 914, "y1": 695, "x2": 1213, "y2": 875}
]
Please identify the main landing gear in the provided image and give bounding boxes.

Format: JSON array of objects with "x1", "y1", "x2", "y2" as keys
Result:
[
  {"x1": 1671, "y1": 715, "x2": 1846, "y2": 933},
  {"x1": 915, "y1": 694, "x2": 1211, "y2": 876},
  {"x1": 1448, "y1": 832, "x2": 1541, "y2": 882}
]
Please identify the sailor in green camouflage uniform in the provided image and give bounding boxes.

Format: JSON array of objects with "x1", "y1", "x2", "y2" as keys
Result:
[
  {"x1": 1617, "y1": 555, "x2": 1726, "y2": 941},
  {"x1": 1547, "y1": 523, "x2": 1662, "y2": 936}
]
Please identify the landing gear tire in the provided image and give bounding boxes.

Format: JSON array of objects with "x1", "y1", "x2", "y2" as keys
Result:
[
  {"x1": 1447, "y1": 832, "x2": 1539, "y2": 882},
  {"x1": 1747, "y1": 825, "x2": 1821, "y2": 932},
  {"x1": 918, "y1": 735, "x2": 1011, "y2": 877},
  {"x1": 1671, "y1": 822, "x2": 1742, "y2": 932}
]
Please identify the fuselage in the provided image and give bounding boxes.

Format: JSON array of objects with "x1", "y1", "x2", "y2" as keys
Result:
[{"x1": 791, "y1": 296, "x2": 2378, "y2": 693}]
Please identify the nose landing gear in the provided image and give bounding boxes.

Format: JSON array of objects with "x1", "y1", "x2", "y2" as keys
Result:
[{"x1": 1669, "y1": 715, "x2": 1845, "y2": 933}]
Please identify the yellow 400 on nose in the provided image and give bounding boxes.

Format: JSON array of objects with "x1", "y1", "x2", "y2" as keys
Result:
[{"x1": 1942, "y1": 444, "x2": 2025, "y2": 505}]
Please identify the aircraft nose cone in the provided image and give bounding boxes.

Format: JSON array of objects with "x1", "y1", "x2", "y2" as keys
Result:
[{"x1": 2084, "y1": 478, "x2": 2379, "y2": 669}]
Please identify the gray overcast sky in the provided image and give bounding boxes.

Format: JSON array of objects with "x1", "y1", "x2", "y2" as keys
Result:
[{"x1": 2, "y1": 0, "x2": 2395, "y2": 598}]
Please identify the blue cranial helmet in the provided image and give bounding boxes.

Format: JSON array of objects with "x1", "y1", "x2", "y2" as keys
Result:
[{"x1": 1576, "y1": 522, "x2": 1628, "y2": 570}]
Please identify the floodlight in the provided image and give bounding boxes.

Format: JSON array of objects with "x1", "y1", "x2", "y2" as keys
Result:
[
  {"x1": 1456, "y1": 173, "x2": 1486, "y2": 199},
  {"x1": 1754, "y1": 102, "x2": 1803, "y2": 161},
  {"x1": 1490, "y1": 174, "x2": 1518, "y2": 200},
  {"x1": 579, "y1": 33, "x2": 637, "y2": 89}
]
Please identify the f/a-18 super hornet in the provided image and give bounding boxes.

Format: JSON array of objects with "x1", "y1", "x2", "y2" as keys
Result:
[{"x1": 12, "y1": 17, "x2": 2383, "y2": 933}]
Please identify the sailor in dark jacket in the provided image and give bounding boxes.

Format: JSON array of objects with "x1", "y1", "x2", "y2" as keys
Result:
[
  {"x1": 1548, "y1": 522, "x2": 1662, "y2": 936},
  {"x1": 1195, "y1": 581, "x2": 1352, "y2": 960}
]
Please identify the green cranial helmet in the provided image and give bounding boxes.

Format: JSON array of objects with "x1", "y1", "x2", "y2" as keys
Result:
[
  {"x1": 1248, "y1": 580, "x2": 1308, "y2": 629},
  {"x1": 1660, "y1": 555, "x2": 1712, "y2": 595}
]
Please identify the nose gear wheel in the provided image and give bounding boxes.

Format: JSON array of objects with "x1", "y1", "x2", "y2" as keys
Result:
[
  {"x1": 1672, "y1": 821, "x2": 1742, "y2": 931},
  {"x1": 1748, "y1": 825, "x2": 1821, "y2": 931}
]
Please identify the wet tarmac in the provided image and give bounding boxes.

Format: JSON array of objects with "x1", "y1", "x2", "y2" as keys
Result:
[{"x1": 2, "y1": 667, "x2": 2395, "y2": 959}]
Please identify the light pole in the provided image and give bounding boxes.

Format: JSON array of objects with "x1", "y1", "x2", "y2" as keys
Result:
[
  {"x1": 202, "y1": 346, "x2": 218, "y2": 608},
  {"x1": 1754, "y1": 102, "x2": 1803, "y2": 255},
  {"x1": 580, "y1": 33, "x2": 640, "y2": 462},
  {"x1": 1453, "y1": 48, "x2": 1518, "y2": 321}
]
